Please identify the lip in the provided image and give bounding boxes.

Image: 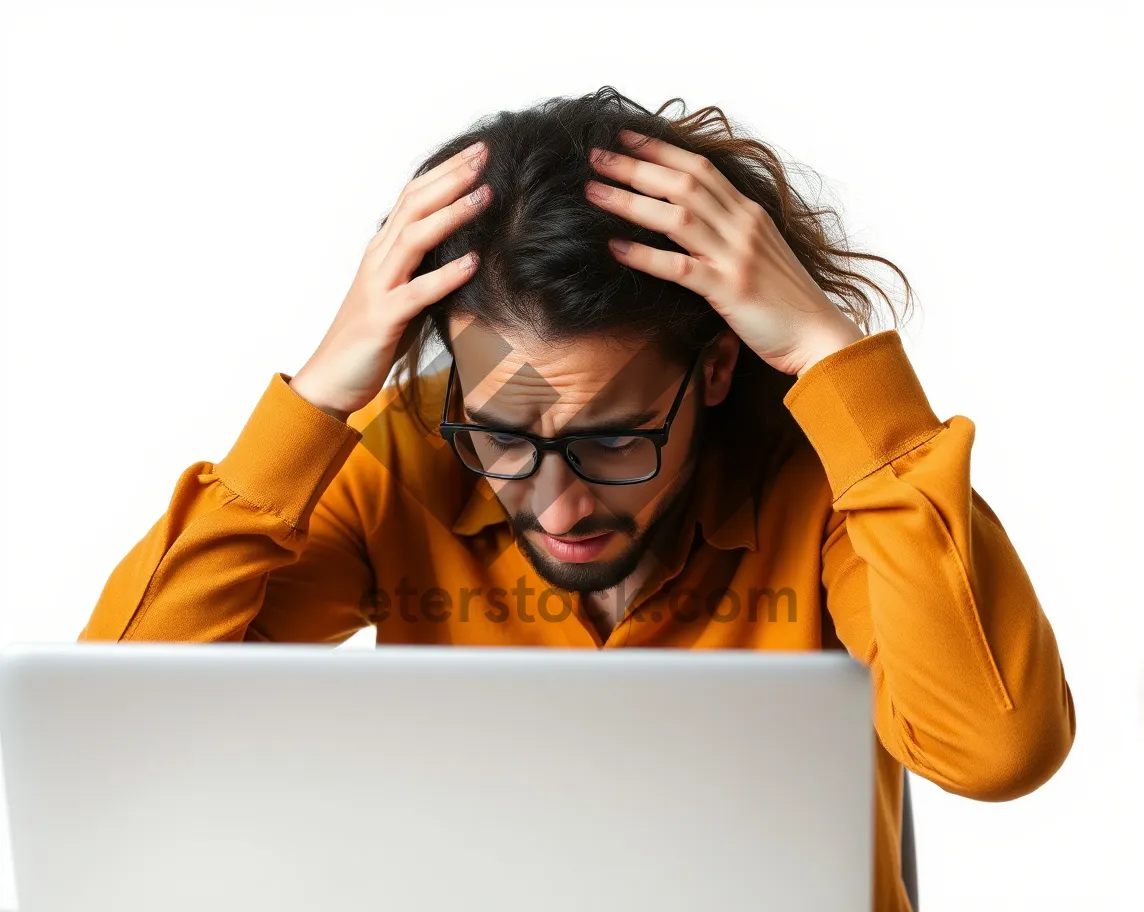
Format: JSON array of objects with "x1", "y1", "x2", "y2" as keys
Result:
[{"x1": 539, "y1": 531, "x2": 615, "y2": 563}]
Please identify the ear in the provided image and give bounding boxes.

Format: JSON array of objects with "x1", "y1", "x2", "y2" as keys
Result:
[{"x1": 702, "y1": 331, "x2": 740, "y2": 407}]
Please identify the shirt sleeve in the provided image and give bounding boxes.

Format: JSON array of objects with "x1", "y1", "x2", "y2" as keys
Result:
[
  {"x1": 78, "y1": 372, "x2": 374, "y2": 644},
  {"x1": 784, "y1": 329, "x2": 1076, "y2": 802}
]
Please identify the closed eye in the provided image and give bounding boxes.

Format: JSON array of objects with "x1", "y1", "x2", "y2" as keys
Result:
[{"x1": 595, "y1": 436, "x2": 637, "y2": 449}]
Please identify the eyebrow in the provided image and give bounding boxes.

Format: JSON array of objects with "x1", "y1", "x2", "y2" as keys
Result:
[{"x1": 462, "y1": 403, "x2": 662, "y2": 434}]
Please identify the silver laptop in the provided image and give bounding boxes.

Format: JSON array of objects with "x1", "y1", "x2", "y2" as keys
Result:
[{"x1": 0, "y1": 643, "x2": 873, "y2": 911}]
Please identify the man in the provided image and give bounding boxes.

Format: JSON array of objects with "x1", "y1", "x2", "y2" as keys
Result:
[{"x1": 80, "y1": 108, "x2": 1075, "y2": 911}]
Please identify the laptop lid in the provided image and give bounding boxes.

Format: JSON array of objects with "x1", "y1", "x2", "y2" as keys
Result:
[{"x1": 0, "y1": 643, "x2": 873, "y2": 911}]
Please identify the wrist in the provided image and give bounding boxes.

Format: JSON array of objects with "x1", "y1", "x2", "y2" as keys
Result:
[
  {"x1": 288, "y1": 374, "x2": 351, "y2": 423},
  {"x1": 795, "y1": 317, "x2": 865, "y2": 378}
]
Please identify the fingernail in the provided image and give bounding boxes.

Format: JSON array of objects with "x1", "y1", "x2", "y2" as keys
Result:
[
  {"x1": 609, "y1": 238, "x2": 631, "y2": 254},
  {"x1": 590, "y1": 147, "x2": 615, "y2": 166},
  {"x1": 463, "y1": 141, "x2": 485, "y2": 158}
]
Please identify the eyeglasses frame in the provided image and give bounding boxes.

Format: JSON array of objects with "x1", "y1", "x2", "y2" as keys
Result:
[{"x1": 438, "y1": 350, "x2": 702, "y2": 486}]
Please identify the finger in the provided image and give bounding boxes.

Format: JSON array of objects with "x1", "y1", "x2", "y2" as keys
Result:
[
  {"x1": 372, "y1": 149, "x2": 485, "y2": 266},
  {"x1": 590, "y1": 146, "x2": 730, "y2": 227},
  {"x1": 394, "y1": 251, "x2": 480, "y2": 321},
  {"x1": 586, "y1": 179, "x2": 724, "y2": 258},
  {"x1": 396, "y1": 142, "x2": 487, "y2": 215},
  {"x1": 371, "y1": 144, "x2": 488, "y2": 251},
  {"x1": 617, "y1": 130, "x2": 744, "y2": 213},
  {"x1": 608, "y1": 239, "x2": 722, "y2": 299},
  {"x1": 379, "y1": 180, "x2": 492, "y2": 286}
]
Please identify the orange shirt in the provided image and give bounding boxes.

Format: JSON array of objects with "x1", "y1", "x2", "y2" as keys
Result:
[{"x1": 79, "y1": 328, "x2": 1076, "y2": 911}]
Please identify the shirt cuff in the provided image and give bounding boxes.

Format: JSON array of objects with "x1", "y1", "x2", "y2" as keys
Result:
[
  {"x1": 782, "y1": 329, "x2": 944, "y2": 500},
  {"x1": 214, "y1": 372, "x2": 364, "y2": 529}
]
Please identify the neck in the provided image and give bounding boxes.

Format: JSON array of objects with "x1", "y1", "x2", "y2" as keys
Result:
[
  {"x1": 580, "y1": 552, "x2": 658, "y2": 642},
  {"x1": 578, "y1": 467, "x2": 702, "y2": 642}
]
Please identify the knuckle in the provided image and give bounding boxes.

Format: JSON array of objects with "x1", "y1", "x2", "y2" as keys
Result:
[
  {"x1": 739, "y1": 208, "x2": 768, "y2": 245},
  {"x1": 747, "y1": 200, "x2": 774, "y2": 231},
  {"x1": 671, "y1": 252, "x2": 695, "y2": 280},
  {"x1": 738, "y1": 222, "x2": 763, "y2": 252},
  {"x1": 392, "y1": 190, "x2": 413, "y2": 218},
  {"x1": 363, "y1": 232, "x2": 384, "y2": 258},
  {"x1": 672, "y1": 204, "x2": 694, "y2": 229},
  {"x1": 393, "y1": 223, "x2": 417, "y2": 249},
  {"x1": 727, "y1": 267, "x2": 753, "y2": 297},
  {"x1": 397, "y1": 185, "x2": 426, "y2": 219},
  {"x1": 675, "y1": 172, "x2": 701, "y2": 195},
  {"x1": 694, "y1": 154, "x2": 718, "y2": 175}
]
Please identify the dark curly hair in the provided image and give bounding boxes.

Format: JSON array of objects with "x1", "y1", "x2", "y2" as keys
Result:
[{"x1": 379, "y1": 86, "x2": 916, "y2": 471}]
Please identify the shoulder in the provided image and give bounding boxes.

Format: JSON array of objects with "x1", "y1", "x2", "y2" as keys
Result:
[{"x1": 330, "y1": 367, "x2": 478, "y2": 534}]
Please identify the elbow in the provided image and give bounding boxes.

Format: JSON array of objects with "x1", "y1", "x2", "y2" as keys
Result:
[{"x1": 946, "y1": 685, "x2": 1077, "y2": 802}]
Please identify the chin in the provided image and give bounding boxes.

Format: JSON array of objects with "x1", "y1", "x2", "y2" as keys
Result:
[{"x1": 518, "y1": 534, "x2": 645, "y2": 593}]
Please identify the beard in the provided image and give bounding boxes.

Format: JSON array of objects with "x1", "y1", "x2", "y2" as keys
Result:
[{"x1": 507, "y1": 404, "x2": 708, "y2": 594}]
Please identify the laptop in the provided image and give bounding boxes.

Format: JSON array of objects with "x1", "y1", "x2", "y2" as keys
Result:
[{"x1": 0, "y1": 643, "x2": 873, "y2": 911}]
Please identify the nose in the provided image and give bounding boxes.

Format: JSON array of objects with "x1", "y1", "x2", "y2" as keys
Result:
[{"x1": 530, "y1": 449, "x2": 596, "y2": 535}]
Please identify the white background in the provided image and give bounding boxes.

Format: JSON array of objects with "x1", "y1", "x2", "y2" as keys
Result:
[{"x1": 2, "y1": 1, "x2": 1141, "y2": 908}]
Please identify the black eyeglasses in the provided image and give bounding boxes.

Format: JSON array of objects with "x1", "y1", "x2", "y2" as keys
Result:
[{"x1": 438, "y1": 352, "x2": 701, "y2": 485}]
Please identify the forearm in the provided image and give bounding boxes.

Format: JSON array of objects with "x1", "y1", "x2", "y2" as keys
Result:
[{"x1": 784, "y1": 328, "x2": 1075, "y2": 799}]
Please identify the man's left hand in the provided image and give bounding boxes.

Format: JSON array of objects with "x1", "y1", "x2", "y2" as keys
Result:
[{"x1": 585, "y1": 129, "x2": 865, "y2": 377}]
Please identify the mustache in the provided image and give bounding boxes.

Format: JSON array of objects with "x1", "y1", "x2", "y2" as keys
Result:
[{"x1": 511, "y1": 511, "x2": 638, "y2": 538}]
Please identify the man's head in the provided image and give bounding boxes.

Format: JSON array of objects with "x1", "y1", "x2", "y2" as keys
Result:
[
  {"x1": 445, "y1": 316, "x2": 739, "y2": 592},
  {"x1": 384, "y1": 89, "x2": 876, "y2": 581}
]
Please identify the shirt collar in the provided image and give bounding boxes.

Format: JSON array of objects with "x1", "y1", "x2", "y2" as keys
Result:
[
  {"x1": 449, "y1": 430, "x2": 758, "y2": 553},
  {"x1": 692, "y1": 430, "x2": 759, "y2": 551},
  {"x1": 450, "y1": 473, "x2": 508, "y2": 537}
]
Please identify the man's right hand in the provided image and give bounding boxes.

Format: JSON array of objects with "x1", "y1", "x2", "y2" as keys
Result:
[{"x1": 289, "y1": 140, "x2": 492, "y2": 422}]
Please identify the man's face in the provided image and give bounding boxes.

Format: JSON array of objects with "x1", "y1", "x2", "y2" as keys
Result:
[{"x1": 447, "y1": 317, "x2": 735, "y2": 593}]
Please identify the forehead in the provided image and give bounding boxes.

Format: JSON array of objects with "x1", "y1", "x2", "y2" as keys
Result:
[
  {"x1": 446, "y1": 315, "x2": 684, "y2": 427},
  {"x1": 446, "y1": 315, "x2": 677, "y2": 393}
]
